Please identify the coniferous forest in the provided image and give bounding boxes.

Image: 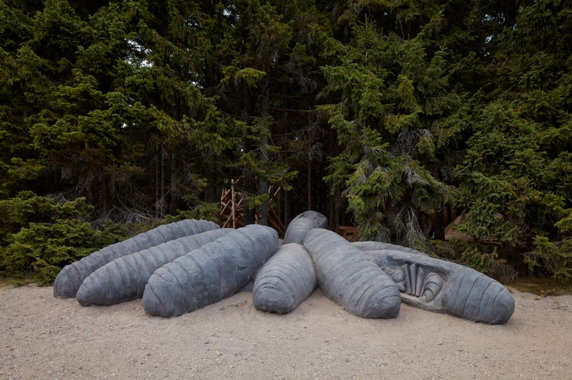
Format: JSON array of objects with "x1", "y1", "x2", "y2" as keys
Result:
[{"x1": 0, "y1": 0, "x2": 570, "y2": 284}]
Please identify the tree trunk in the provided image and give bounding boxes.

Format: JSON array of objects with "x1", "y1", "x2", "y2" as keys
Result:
[
  {"x1": 255, "y1": 77, "x2": 271, "y2": 225},
  {"x1": 434, "y1": 206, "x2": 445, "y2": 240},
  {"x1": 307, "y1": 159, "x2": 312, "y2": 210},
  {"x1": 257, "y1": 143, "x2": 269, "y2": 226},
  {"x1": 169, "y1": 151, "x2": 177, "y2": 214},
  {"x1": 160, "y1": 142, "x2": 165, "y2": 218},
  {"x1": 284, "y1": 189, "x2": 291, "y2": 229}
]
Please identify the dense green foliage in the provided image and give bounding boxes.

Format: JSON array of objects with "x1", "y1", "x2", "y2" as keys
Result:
[
  {"x1": 0, "y1": 191, "x2": 130, "y2": 283},
  {"x1": 0, "y1": 0, "x2": 570, "y2": 282}
]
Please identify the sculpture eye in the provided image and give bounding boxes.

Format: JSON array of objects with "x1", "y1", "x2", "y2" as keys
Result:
[{"x1": 386, "y1": 266, "x2": 405, "y2": 283}]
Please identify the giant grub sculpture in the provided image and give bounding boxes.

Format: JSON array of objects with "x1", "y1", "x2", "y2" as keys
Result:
[
  {"x1": 303, "y1": 228, "x2": 401, "y2": 318},
  {"x1": 365, "y1": 249, "x2": 515, "y2": 324},
  {"x1": 54, "y1": 212, "x2": 515, "y2": 324},
  {"x1": 142, "y1": 224, "x2": 279, "y2": 317},
  {"x1": 253, "y1": 243, "x2": 316, "y2": 314},
  {"x1": 76, "y1": 228, "x2": 231, "y2": 306},
  {"x1": 283, "y1": 210, "x2": 328, "y2": 244},
  {"x1": 53, "y1": 219, "x2": 219, "y2": 298}
]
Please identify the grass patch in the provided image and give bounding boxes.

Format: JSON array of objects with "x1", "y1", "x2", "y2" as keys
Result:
[
  {"x1": 508, "y1": 276, "x2": 572, "y2": 297},
  {"x1": 0, "y1": 276, "x2": 42, "y2": 291}
]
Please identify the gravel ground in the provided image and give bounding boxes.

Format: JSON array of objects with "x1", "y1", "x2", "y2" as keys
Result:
[{"x1": 1, "y1": 285, "x2": 571, "y2": 379}]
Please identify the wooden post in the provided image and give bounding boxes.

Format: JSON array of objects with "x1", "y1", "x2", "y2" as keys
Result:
[{"x1": 231, "y1": 179, "x2": 236, "y2": 229}]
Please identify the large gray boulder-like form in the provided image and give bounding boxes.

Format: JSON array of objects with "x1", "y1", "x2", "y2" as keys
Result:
[
  {"x1": 365, "y1": 249, "x2": 515, "y2": 324},
  {"x1": 303, "y1": 228, "x2": 401, "y2": 318},
  {"x1": 53, "y1": 219, "x2": 219, "y2": 299},
  {"x1": 353, "y1": 241, "x2": 427, "y2": 256},
  {"x1": 284, "y1": 210, "x2": 328, "y2": 244},
  {"x1": 142, "y1": 224, "x2": 279, "y2": 318},
  {"x1": 76, "y1": 228, "x2": 231, "y2": 306},
  {"x1": 253, "y1": 243, "x2": 316, "y2": 314}
]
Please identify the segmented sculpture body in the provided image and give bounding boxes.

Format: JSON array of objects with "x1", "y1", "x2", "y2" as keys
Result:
[
  {"x1": 53, "y1": 219, "x2": 219, "y2": 298},
  {"x1": 443, "y1": 264, "x2": 514, "y2": 324},
  {"x1": 76, "y1": 228, "x2": 231, "y2": 306},
  {"x1": 142, "y1": 224, "x2": 279, "y2": 317},
  {"x1": 253, "y1": 243, "x2": 316, "y2": 314},
  {"x1": 283, "y1": 210, "x2": 327, "y2": 244},
  {"x1": 366, "y1": 249, "x2": 515, "y2": 324},
  {"x1": 303, "y1": 228, "x2": 400, "y2": 318}
]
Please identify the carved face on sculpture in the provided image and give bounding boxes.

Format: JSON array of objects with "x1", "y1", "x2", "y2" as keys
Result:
[{"x1": 365, "y1": 250, "x2": 515, "y2": 324}]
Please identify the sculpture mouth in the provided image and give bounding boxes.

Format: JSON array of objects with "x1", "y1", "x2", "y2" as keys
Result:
[
  {"x1": 388, "y1": 263, "x2": 444, "y2": 302},
  {"x1": 380, "y1": 261, "x2": 445, "y2": 311}
]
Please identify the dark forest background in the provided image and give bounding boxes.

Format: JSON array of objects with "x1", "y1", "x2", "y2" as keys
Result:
[{"x1": 0, "y1": 0, "x2": 570, "y2": 283}]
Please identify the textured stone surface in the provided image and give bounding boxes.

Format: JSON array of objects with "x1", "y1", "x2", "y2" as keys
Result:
[
  {"x1": 253, "y1": 243, "x2": 316, "y2": 314},
  {"x1": 53, "y1": 219, "x2": 219, "y2": 299},
  {"x1": 76, "y1": 229, "x2": 231, "y2": 306},
  {"x1": 303, "y1": 228, "x2": 400, "y2": 318},
  {"x1": 283, "y1": 210, "x2": 327, "y2": 244},
  {"x1": 142, "y1": 224, "x2": 279, "y2": 317},
  {"x1": 365, "y1": 249, "x2": 515, "y2": 324}
]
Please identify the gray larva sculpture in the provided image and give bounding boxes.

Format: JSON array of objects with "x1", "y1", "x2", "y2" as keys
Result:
[
  {"x1": 365, "y1": 249, "x2": 515, "y2": 324},
  {"x1": 54, "y1": 211, "x2": 515, "y2": 324},
  {"x1": 353, "y1": 241, "x2": 427, "y2": 256},
  {"x1": 303, "y1": 228, "x2": 401, "y2": 318},
  {"x1": 283, "y1": 210, "x2": 328, "y2": 244},
  {"x1": 253, "y1": 243, "x2": 316, "y2": 314},
  {"x1": 142, "y1": 224, "x2": 279, "y2": 318},
  {"x1": 76, "y1": 228, "x2": 232, "y2": 306},
  {"x1": 53, "y1": 219, "x2": 219, "y2": 298}
]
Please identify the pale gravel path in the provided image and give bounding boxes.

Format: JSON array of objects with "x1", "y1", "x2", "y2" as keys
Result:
[{"x1": 1, "y1": 286, "x2": 571, "y2": 379}]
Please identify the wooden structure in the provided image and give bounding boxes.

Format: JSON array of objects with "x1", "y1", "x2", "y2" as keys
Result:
[
  {"x1": 259, "y1": 186, "x2": 285, "y2": 236},
  {"x1": 219, "y1": 178, "x2": 285, "y2": 237},
  {"x1": 338, "y1": 226, "x2": 359, "y2": 242},
  {"x1": 219, "y1": 179, "x2": 244, "y2": 229},
  {"x1": 444, "y1": 214, "x2": 502, "y2": 245}
]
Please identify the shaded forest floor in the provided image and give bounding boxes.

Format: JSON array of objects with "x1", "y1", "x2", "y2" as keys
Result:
[
  {"x1": 508, "y1": 277, "x2": 572, "y2": 297},
  {"x1": 1, "y1": 285, "x2": 571, "y2": 379}
]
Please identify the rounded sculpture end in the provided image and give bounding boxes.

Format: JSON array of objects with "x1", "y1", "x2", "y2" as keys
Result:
[
  {"x1": 284, "y1": 211, "x2": 328, "y2": 244},
  {"x1": 353, "y1": 293, "x2": 401, "y2": 319},
  {"x1": 142, "y1": 268, "x2": 188, "y2": 318},
  {"x1": 76, "y1": 286, "x2": 94, "y2": 306},
  {"x1": 141, "y1": 282, "x2": 169, "y2": 317},
  {"x1": 253, "y1": 287, "x2": 294, "y2": 314},
  {"x1": 53, "y1": 266, "x2": 76, "y2": 298},
  {"x1": 377, "y1": 294, "x2": 401, "y2": 319},
  {"x1": 76, "y1": 275, "x2": 102, "y2": 306},
  {"x1": 489, "y1": 288, "x2": 515, "y2": 325}
]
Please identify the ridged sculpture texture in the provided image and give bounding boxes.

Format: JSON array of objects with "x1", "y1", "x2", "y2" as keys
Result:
[
  {"x1": 53, "y1": 210, "x2": 515, "y2": 325},
  {"x1": 365, "y1": 249, "x2": 515, "y2": 324},
  {"x1": 142, "y1": 224, "x2": 279, "y2": 317},
  {"x1": 76, "y1": 228, "x2": 231, "y2": 306},
  {"x1": 53, "y1": 219, "x2": 219, "y2": 298},
  {"x1": 303, "y1": 228, "x2": 401, "y2": 318},
  {"x1": 250, "y1": 210, "x2": 326, "y2": 314},
  {"x1": 253, "y1": 243, "x2": 316, "y2": 314},
  {"x1": 283, "y1": 210, "x2": 328, "y2": 244}
]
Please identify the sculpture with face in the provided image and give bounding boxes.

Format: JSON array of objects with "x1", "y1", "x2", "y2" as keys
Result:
[
  {"x1": 59, "y1": 210, "x2": 515, "y2": 325},
  {"x1": 365, "y1": 249, "x2": 515, "y2": 324}
]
